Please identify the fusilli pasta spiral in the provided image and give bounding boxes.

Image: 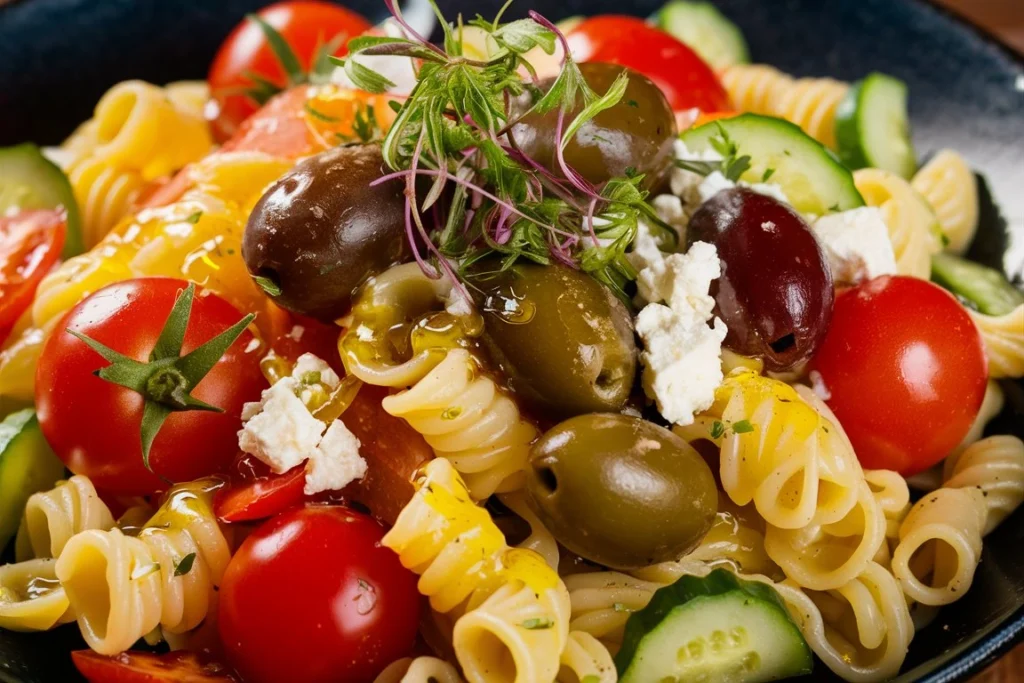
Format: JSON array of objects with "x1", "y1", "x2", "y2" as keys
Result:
[
  {"x1": 943, "y1": 435, "x2": 1024, "y2": 535},
  {"x1": 853, "y1": 168, "x2": 941, "y2": 279},
  {"x1": 958, "y1": 380, "x2": 1005, "y2": 451},
  {"x1": 558, "y1": 630, "x2": 617, "y2": 683},
  {"x1": 890, "y1": 486, "x2": 986, "y2": 606},
  {"x1": 911, "y1": 150, "x2": 978, "y2": 254},
  {"x1": 498, "y1": 491, "x2": 560, "y2": 570},
  {"x1": 0, "y1": 558, "x2": 74, "y2": 632},
  {"x1": 969, "y1": 304, "x2": 1024, "y2": 378},
  {"x1": 374, "y1": 657, "x2": 465, "y2": 683},
  {"x1": 55, "y1": 480, "x2": 230, "y2": 655},
  {"x1": 864, "y1": 469, "x2": 911, "y2": 556},
  {"x1": 718, "y1": 64, "x2": 794, "y2": 116},
  {"x1": 67, "y1": 156, "x2": 146, "y2": 249},
  {"x1": 16, "y1": 475, "x2": 114, "y2": 562},
  {"x1": 564, "y1": 571, "x2": 664, "y2": 651}
]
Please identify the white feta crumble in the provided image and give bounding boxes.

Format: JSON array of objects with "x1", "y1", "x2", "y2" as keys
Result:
[
  {"x1": 634, "y1": 241, "x2": 728, "y2": 426},
  {"x1": 332, "y1": 20, "x2": 418, "y2": 96},
  {"x1": 445, "y1": 286, "x2": 474, "y2": 317},
  {"x1": 696, "y1": 171, "x2": 791, "y2": 206},
  {"x1": 651, "y1": 194, "x2": 688, "y2": 243},
  {"x1": 812, "y1": 207, "x2": 897, "y2": 284},
  {"x1": 238, "y1": 354, "x2": 367, "y2": 494},
  {"x1": 304, "y1": 420, "x2": 366, "y2": 495}
]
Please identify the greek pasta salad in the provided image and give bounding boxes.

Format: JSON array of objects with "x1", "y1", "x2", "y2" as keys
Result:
[{"x1": 0, "y1": 1, "x2": 1022, "y2": 682}]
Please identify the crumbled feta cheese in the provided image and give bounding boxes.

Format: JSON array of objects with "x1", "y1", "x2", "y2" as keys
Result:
[
  {"x1": 238, "y1": 378, "x2": 326, "y2": 473},
  {"x1": 627, "y1": 220, "x2": 669, "y2": 278},
  {"x1": 304, "y1": 420, "x2": 367, "y2": 495},
  {"x1": 651, "y1": 194, "x2": 688, "y2": 243},
  {"x1": 812, "y1": 207, "x2": 897, "y2": 284},
  {"x1": 445, "y1": 286, "x2": 474, "y2": 317},
  {"x1": 291, "y1": 353, "x2": 340, "y2": 389},
  {"x1": 696, "y1": 171, "x2": 791, "y2": 206},
  {"x1": 634, "y1": 241, "x2": 728, "y2": 425},
  {"x1": 332, "y1": 20, "x2": 418, "y2": 96}
]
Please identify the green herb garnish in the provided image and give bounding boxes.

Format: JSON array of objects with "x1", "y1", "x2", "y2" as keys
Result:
[
  {"x1": 732, "y1": 419, "x2": 755, "y2": 434},
  {"x1": 174, "y1": 553, "x2": 197, "y2": 577},
  {"x1": 521, "y1": 617, "x2": 555, "y2": 630}
]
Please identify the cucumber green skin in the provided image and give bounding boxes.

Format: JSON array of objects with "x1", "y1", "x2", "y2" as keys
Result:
[
  {"x1": 0, "y1": 143, "x2": 84, "y2": 258},
  {"x1": 932, "y1": 253, "x2": 1024, "y2": 316},
  {"x1": 681, "y1": 114, "x2": 865, "y2": 215},
  {"x1": 616, "y1": 569, "x2": 813, "y2": 683},
  {"x1": 0, "y1": 409, "x2": 66, "y2": 549},
  {"x1": 656, "y1": 1, "x2": 750, "y2": 70},
  {"x1": 835, "y1": 73, "x2": 918, "y2": 179}
]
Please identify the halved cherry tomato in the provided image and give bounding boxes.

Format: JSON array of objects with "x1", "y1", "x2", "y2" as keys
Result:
[
  {"x1": 0, "y1": 209, "x2": 66, "y2": 333},
  {"x1": 208, "y1": 1, "x2": 372, "y2": 141},
  {"x1": 72, "y1": 650, "x2": 237, "y2": 682},
  {"x1": 811, "y1": 276, "x2": 988, "y2": 475},
  {"x1": 215, "y1": 453, "x2": 306, "y2": 523},
  {"x1": 219, "y1": 505, "x2": 420, "y2": 683},
  {"x1": 35, "y1": 278, "x2": 267, "y2": 495},
  {"x1": 567, "y1": 15, "x2": 730, "y2": 113}
]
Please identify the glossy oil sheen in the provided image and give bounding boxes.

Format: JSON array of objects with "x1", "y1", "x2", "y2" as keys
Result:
[{"x1": 0, "y1": 0, "x2": 1021, "y2": 681}]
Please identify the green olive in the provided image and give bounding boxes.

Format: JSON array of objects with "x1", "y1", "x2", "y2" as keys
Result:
[
  {"x1": 525, "y1": 413, "x2": 717, "y2": 569},
  {"x1": 509, "y1": 62, "x2": 677, "y2": 188},
  {"x1": 475, "y1": 263, "x2": 636, "y2": 419}
]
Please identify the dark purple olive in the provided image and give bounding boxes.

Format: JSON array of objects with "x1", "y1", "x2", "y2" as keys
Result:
[
  {"x1": 687, "y1": 188, "x2": 833, "y2": 371},
  {"x1": 242, "y1": 144, "x2": 408, "y2": 321},
  {"x1": 509, "y1": 62, "x2": 677, "y2": 189}
]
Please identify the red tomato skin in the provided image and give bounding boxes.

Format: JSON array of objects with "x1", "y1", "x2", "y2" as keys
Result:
[
  {"x1": 218, "y1": 505, "x2": 420, "y2": 683},
  {"x1": 214, "y1": 454, "x2": 307, "y2": 523},
  {"x1": 567, "y1": 16, "x2": 729, "y2": 113},
  {"x1": 72, "y1": 650, "x2": 237, "y2": 682},
  {"x1": 208, "y1": 1, "x2": 371, "y2": 141},
  {"x1": 35, "y1": 278, "x2": 267, "y2": 495},
  {"x1": 0, "y1": 209, "x2": 66, "y2": 330},
  {"x1": 811, "y1": 276, "x2": 988, "y2": 475}
]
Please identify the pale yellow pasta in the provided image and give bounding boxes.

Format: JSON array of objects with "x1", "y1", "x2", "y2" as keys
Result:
[
  {"x1": 564, "y1": 571, "x2": 664, "y2": 650},
  {"x1": 16, "y1": 475, "x2": 114, "y2": 562},
  {"x1": 61, "y1": 119, "x2": 101, "y2": 161},
  {"x1": 911, "y1": 149, "x2": 978, "y2": 254},
  {"x1": 957, "y1": 380, "x2": 1005, "y2": 451},
  {"x1": 891, "y1": 487, "x2": 986, "y2": 606},
  {"x1": 853, "y1": 168, "x2": 941, "y2": 279},
  {"x1": 943, "y1": 435, "x2": 1024, "y2": 535},
  {"x1": 55, "y1": 480, "x2": 229, "y2": 655},
  {"x1": 0, "y1": 558, "x2": 74, "y2": 632},
  {"x1": 969, "y1": 304, "x2": 1024, "y2": 378},
  {"x1": 718, "y1": 64, "x2": 794, "y2": 117},
  {"x1": 382, "y1": 459, "x2": 571, "y2": 683},
  {"x1": 163, "y1": 81, "x2": 211, "y2": 119},
  {"x1": 374, "y1": 657, "x2": 465, "y2": 683},
  {"x1": 864, "y1": 469, "x2": 911, "y2": 554},
  {"x1": 771, "y1": 77, "x2": 849, "y2": 150},
  {"x1": 675, "y1": 370, "x2": 861, "y2": 530},
  {"x1": 383, "y1": 349, "x2": 536, "y2": 499},
  {"x1": 67, "y1": 156, "x2": 146, "y2": 248},
  {"x1": 498, "y1": 492, "x2": 560, "y2": 570},
  {"x1": 88, "y1": 80, "x2": 212, "y2": 179},
  {"x1": 558, "y1": 631, "x2": 617, "y2": 683}
]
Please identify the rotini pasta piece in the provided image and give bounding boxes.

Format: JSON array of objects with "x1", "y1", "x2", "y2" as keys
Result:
[
  {"x1": 943, "y1": 435, "x2": 1024, "y2": 535},
  {"x1": 853, "y1": 168, "x2": 941, "y2": 279},
  {"x1": 61, "y1": 119, "x2": 101, "y2": 165},
  {"x1": 498, "y1": 492, "x2": 560, "y2": 570},
  {"x1": 558, "y1": 631, "x2": 617, "y2": 683},
  {"x1": 0, "y1": 558, "x2": 74, "y2": 632},
  {"x1": 374, "y1": 657, "x2": 465, "y2": 683},
  {"x1": 958, "y1": 380, "x2": 1005, "y2": 451},
  {"x1": 969, "y1": 304, "x2": 1024, "y2": 378},
  {"x1": 88, "y1": 80, "x2": 212, "y2": 180},
  {"x1": 718, "y1": 64, "x2": 794, "y2": 117},
  {"x1": 164, "y1": 81, "x2": 211, "y2": 120},
  {"x1": 771, "y1": 77, "x2": 849, "y2": 150},
  {"x1": 55, "y1": 480, "x2": 230, "y2": 655},
  {"x1": 764, "y1": 479, "x2": 887, "y2": 591},
  {"x1": 890, "y1": 486, "x2": 986, "y2": 606},
  {"x1": 564, "y1": 571, "x2": 664, "y2": 650},
  {"x1": 864, "y1": 470, "x2": 911, "y2": 552},
  {"x1": 383, "y1": 349, "x2": 535, "y2": 498},
  {"x1": 675, "y1": 370, "x2": 862, "y2": 530},
  {"x1": 16, "y1": 475, "x2": 114, "y2": 562},
  {"x1": 67, "y1": 156, "x2": 146, "y2": 248},
  {"x1": 911, "y1": 150, "x2": 978, "y2": 254}
]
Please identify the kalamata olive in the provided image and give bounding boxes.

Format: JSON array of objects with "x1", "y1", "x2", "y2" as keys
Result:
[
  {"x1": 687, "y1": 188, "x2": 834, "y2": 371},
  {"x1": 242, "y1": 144, "x2": 407, "y2": 321},
  {"x1": 475, "y1": 263, "x2": 636, "y2": 420},
  {"x1": 525, "y1": 413, "x2": 717, "y2": 569},
  {"x1": 509, "y1": 62, "x2": 677, "y2": 188}
]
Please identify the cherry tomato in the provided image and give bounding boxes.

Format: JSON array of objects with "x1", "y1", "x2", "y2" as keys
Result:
[
  {"x1": 218, "y1": 505, "x2": 420, "y2": 683},
  {"x1": 72, "y1": 650, "x2": 237, "y2": 682},
  {"x1": 214, "y1": 453, "x2": 306, "y2": 523},
  {"x1": 568, "y1": 16, "x2": 729, "y2": 113},
  {"x1": 208, "y1": 1, "x2": 372, "y2": 141},
  {"x1": 35, "y1": 278, "x2": 266, "y2": 495},
  {"x1": 811, "y1": 276, "x2": 988, "y2": 475},
  {"x1": 0, "y1": 209, "x2": 65, "y2": 332}
]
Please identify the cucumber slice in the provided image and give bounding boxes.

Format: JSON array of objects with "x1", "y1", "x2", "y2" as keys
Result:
[
  {"x1": 932, "y1": 253, "x2": 1024, "y2": 316},
  {"x1": 835, "y1": 73, "x2": 917, "y2": 179},
  {"x1": 656, "y1": 1, "x2": 749, "y2": 70},
  {"x1": 0, "y1": 143, "x2": 84, "y2": 257},
  {"x1": 0, "y1": 410, "x2": 66, "y2": 550},
  {"x1": 617, "y1": 569, "x2": 812, "y2": 683},
  {"x1": 681, "y1": 114, "x2": 865, "y2": 215}
]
